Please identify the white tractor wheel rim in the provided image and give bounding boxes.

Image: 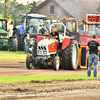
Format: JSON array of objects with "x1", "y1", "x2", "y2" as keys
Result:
[
  {"x1": 72, "y1": 45, "x2": 77, "y2": 66},
  {"x1": 56, "y1": 58, "x2": 59, "y2": 70}
]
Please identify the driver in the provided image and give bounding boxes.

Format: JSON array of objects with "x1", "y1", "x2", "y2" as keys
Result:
[
  {"x1": 50, "y1": 26, "x2": 59, "y2": 40},
  {"x1": 50, "y1": 27, "x2": 59, "y2": 50},
  {"x1": 39, "y1": 25, "x2": 48, "y2": 35}
]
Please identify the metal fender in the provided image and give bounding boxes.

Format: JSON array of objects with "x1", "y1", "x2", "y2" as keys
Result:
[
  {"x1": 61, "y1": 38, "x2": 70, "y2": 50},
  {"x1": 16, "y1": 26, "x2": 24, "y2": 35}
]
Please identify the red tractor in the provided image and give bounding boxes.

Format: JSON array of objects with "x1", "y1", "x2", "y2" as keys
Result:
[
  {"x1": 78, "y1": 13, "x2": 100, "y2": 68},
  {"x1": 26, "y1": 23, "x2": 79, "y2": 70},
  {"x1": 59, "y1": 17, "x2": 89, "y2": 68}
]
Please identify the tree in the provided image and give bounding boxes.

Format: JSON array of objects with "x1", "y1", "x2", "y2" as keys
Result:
[
  {"x1": 4, "y1": 0, "x2": 9, "y2": 18},
  {"x1": 8, "y1": 0, "x2": 29, "y2": 27},
  {"x1": 0, "y1": 0, "x2": 4, "y2": 14}
]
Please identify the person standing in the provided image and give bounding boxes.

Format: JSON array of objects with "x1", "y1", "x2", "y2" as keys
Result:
[
  {"x1": 24, "y1": 34, "x2": 31, "y2": 54},
  {"x1": 86, "y1": 34, "x2": 100, "y2": 77}
]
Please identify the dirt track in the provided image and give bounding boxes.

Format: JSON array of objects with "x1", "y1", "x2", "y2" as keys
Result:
[
  {"x1": 0, "y1": 62, "x2": 100, "y2": 76},
  {"x1": 0, "y1": 62, "x2": 100, "y2": 100}
]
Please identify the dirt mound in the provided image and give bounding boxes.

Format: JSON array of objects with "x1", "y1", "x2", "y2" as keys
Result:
[{"x1": 0, "y1": 80, "x2": 100, "y2": 100}]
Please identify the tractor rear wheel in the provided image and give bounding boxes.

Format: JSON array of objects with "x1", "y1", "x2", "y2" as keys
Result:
[
  {"x1": 53, "y1": 56, "x2": 60, "y2": 71},
  {"x1": 9, "y1": 38, "x2": 18, "y2": 51},
  {"x1": 26, "y1": 55, "x2": 34, "y2": 69},
  {"x1": 13, "y1": 28, "x2": 22, "y2": 50},
  {"x1": 62, "y1": 39, "x2": 78, "y2": 70},
  {"x1": 14, "y1": 34, "x2": 22, "y2": 50}
]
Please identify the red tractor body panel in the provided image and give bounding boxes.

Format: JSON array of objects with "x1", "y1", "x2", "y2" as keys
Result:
[
  {"x1": 61, "y1": 37, "x2": 70, "y2": 50},
  {"x1": 48, "y1": 41, "x2": 57, "y2": 53}
]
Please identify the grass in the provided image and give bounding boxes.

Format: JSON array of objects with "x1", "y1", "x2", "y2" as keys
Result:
[
  {"x1": 0, "y1": 50, "x2": 26, "y2": 62},
  {"x1": 0, "y1": 74, "x2": 100, "y2": 84},
  {"x1": 0, "y1": 50, "x2": 25, "y2": 54}
]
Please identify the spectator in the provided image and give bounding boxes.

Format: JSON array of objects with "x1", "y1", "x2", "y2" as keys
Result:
[
  {"x1": 86, "y1": 34, "x2": 100, "y2": 77},
  {"x1": 50, "y1": 27, "x2": 59, "y2": 49},
  {"x1": 39, "y1": 25, "x2": 48, "y2": 35},
  {"x1": 24, "y1": 34, "x2": 31, "y2": 54}
]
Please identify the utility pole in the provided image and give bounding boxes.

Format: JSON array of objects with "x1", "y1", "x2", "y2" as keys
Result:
[{"x1": 4, "y1": 0, "x2": 9, "y2": 18}]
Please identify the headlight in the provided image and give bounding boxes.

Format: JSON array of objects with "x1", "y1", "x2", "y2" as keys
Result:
[
  {"x1": 38, "y1": 50, "x2": 42, "y2": 54},
  {"x1": 43, "y1": 51, "x2": 47, "y2": 54}
]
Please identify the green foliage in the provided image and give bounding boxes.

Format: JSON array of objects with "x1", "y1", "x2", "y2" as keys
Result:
[
  {"x1": 0, "y1": 14, "x2": 3, "y2": 18},
  {"x1": 0, "y1": 74, "x2": 100, "y2": 84},
  {"x1": 9, "y1": 14, "x2": 14, "y2": 25},
  {"x1": 0, "y1": 0, "x2": 29, "y2": 27},
  {"x1": 8, "y1": 0, "x2": 29, "y2": 27}
]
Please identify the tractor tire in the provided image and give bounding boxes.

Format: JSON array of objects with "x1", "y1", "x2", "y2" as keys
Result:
[
  {"x1": 26, "y1": 55, "x2": 34, "y2": 69},
  {"x1": 53, "y1": 56, "x2": 60, "y2": 71},
  {"x1": 13, "y1": 28, "x2": 22, "y2": 50},
  {"x1": 32, "y1": 40, "x2": 37, "y2": 57},
  {"x1": 14, "y1": 34, "x2": 22, "y2": 50},
  {"x1": 31, "y1": 40, "x2": 42, "y2": 69},
  {"x1": 62, "y1": 39, "x2": 79, "y2": 70},
  {"x1": 3, "y1": 47, "x2": 8, "y2": 51},
  {"x1": 9, "y1": 38, "x2": 18, "y2": 52}
]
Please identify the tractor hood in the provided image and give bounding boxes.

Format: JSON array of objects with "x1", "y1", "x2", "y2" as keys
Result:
[
  {"x1": 37, "y1": 38, "x2": 57, "y2": 55},
  {"x1": 38, "y1": 39, "x2": 56, "y2": 46},
  {"x1": 0, "y1": 29, "x2": 7, "y2": 34}
]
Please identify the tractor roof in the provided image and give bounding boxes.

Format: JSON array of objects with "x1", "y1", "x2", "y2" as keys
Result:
[
  {"x1": 0, "y1": 18, "x2": 7, "y2": 20},
  {"x1": 22, "y1": 14, "x2": 46, "y2": 19},
  {"x1": 60, "y1": 18, "x2": 78, "y2": 21}
]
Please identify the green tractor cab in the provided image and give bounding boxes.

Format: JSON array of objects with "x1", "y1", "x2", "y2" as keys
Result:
[{"x1": 0, "y1": 18, "x2": 18, "y2": 51}]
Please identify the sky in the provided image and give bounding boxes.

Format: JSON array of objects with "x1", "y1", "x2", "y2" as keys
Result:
[
  {"x1": 16, "y1": 0, "x2": 43, "y2": 5},
  {"x1": 1, "y1": 0, "x2": 45, "y2": 5}
]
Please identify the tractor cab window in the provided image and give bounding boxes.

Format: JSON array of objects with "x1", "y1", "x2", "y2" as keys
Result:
[
  {"x1": 22, "y1": 17, "x2": 44, "y2": 34},
  {"x1": 78, "y1": 22, "x2": 84, "y2": 30},
  {"x1": 66, "y1": 21, "x2": 76, "y2": 32},
  {"x1": 0, "y1": 20, "x2": 7, "y2": 31},
  {"x1": 88, "y1": 25, "x2": 100, "y2": 36},
  {"x1": 28, "y1": 18, "x2": 43, "y2": 34},
  {"x1": 22, "y1": 18, "x2": 26, "y2": 33}
]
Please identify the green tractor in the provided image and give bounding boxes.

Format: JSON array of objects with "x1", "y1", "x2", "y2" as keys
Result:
[{"x1": 0, "y1": 18, "x2": 18, "y2": 51}]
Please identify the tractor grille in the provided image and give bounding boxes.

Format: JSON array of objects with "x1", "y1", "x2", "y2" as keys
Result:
[
  {"x1": 37, "y1": 46, "x2": 47, "y2": 55},
  {"x1": 38, "y1": 46, "x2": 46, "y2": 51}
]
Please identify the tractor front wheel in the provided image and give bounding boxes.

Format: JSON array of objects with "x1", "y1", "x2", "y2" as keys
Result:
[
  {"x1": 53, "y1": 56, "x2": 60, "y2": 71},
  {"x1": 26, "y1": 55, "x2": 34, "y2": 69},
  {"x1": 3, "y1": 47, "x2": 8, "y2": 51}
]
